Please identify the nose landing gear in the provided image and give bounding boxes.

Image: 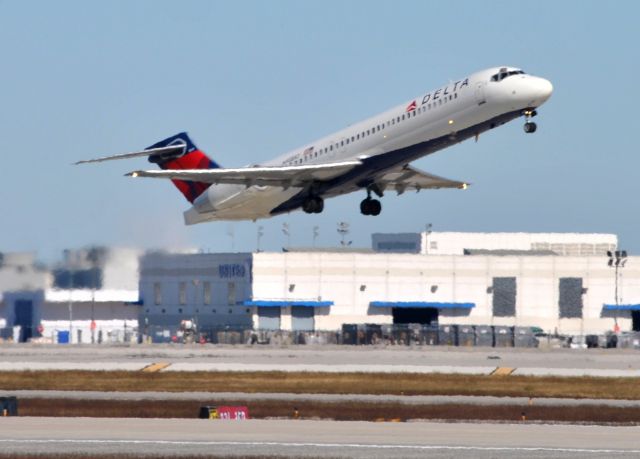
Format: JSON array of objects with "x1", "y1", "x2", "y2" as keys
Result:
[{"x1": 523, "y1": 109, "x2": 538, "y2": 134}]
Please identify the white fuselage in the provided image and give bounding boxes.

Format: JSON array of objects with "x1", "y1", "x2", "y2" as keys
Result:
[{"x1": 185, "y1": 66, "x2": 552, "y2": 223}]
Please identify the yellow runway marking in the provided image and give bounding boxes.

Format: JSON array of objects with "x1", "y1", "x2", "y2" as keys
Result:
[
  {"x1": 491, "y1": 367, "x2": 515, "y2": 376},
  {"x1": 142, "y1": 362, "x2": 171, "y2": 373}
]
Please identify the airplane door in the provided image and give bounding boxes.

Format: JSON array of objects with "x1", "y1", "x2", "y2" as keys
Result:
[{"x1": 475, "y1": 82, "x2": 486, "y2": 105}]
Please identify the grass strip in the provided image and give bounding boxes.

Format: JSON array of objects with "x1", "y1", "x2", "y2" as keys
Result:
[
  {"x1": 14, "y1": 398, "x2": 640, "y2": 424},
  {"x1": 0, "y1": 371, "x2": 639, "y2": 400},
  {"x1": 0, "y1": 455, "x2": 293, "y2": 459}
]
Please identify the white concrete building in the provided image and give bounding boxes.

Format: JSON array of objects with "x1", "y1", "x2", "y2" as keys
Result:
[
  {"x1": 1, "y1": 289, "x2": 139, "y2": 343},
  {"x1": 0, "y1": 247, "x2": 140, "y2": 343},
  {"x1": 373, "y1": 232, "x2": 618, "y2": 256},
  {"x1": 139, "y1": 238, "x2": 639, "y2": 336}
]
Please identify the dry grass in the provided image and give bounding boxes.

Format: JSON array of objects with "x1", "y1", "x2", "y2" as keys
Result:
[
  {"x1": 14, "y1": 398, "x2": 640, "y2": 424},
  {"x1": 1, "y1": 370, "x2": 640, "y2": 400},
  {"x1": 0, "y1": 455, "x2": 302, "y2": 459}
]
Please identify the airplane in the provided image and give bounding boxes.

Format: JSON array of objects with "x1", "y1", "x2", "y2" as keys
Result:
[{"x1": 77, "y1": 66, "x2": 552, "y2": 224}]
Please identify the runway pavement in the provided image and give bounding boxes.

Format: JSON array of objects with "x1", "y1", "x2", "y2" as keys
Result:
[
  {"x1": 3, "y1": 389, "x2": 640, "y2": 408},
  {"x1": 2, "y1": 344, "x2": 640, "y2": 377},
  {"x1": 0, "y1": 418, "x2": 638, "y2": 458}
]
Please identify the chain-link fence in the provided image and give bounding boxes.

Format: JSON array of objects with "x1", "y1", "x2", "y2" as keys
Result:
[
  {"x1": 0, "y1": 325, "x2": 138, "y2": 344},
  {"x1": 2, "y1": 324, "x2": 639, "y2": 349}
]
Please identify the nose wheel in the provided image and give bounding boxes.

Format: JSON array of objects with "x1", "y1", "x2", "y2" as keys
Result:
[
  {"x1": 523, "y1": 109, "x2": 538, "y2": 134},
  {"x1": 302, "y1": 196, "x2": 324, "y2": 214}
]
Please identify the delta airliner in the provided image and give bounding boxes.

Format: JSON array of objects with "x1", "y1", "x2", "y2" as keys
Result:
[{"x1": 77, "y1": 66, "x2": 552, "y2": 223}]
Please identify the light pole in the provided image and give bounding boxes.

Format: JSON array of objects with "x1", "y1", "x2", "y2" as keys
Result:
[
  {"x1": 282, "y1": 223, "x2": 291, "y2": 249},
  {"x1": 256, "y1": 226, "x2": 264, "y2": 252},
  {"x1": 87, "y1": 247, "x2": 100, "y2": 344},
  {"x1": 227, "y1": 225, "x2": 235, "y2": 251},
  {"x1": 607, "y1": 250, "x2": 628, "y2": 305},
  {"x1": 337, "y1": 222, "x2": 351, "y2": 247},
  {"x1": 192, "y1": 279, "x2": 200, "y2": 340},
  {"x1": 425, "y1": 223, "x2": 432, "y2": 254},
  {"x1": 607, "y1": 250, "x2": 628, "y2": 332},
  {"x1": 66, "y1": 250, "x2": 74, "y2": 343}
]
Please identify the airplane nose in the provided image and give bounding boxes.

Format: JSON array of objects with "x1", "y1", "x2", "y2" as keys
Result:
[{"x1": 534, "y1": 77, "x2": 553, "y2": 103}]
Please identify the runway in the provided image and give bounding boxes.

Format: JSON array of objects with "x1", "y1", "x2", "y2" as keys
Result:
[
  {"x1": 2, "y1": 344, "x2": 640, "y2": 377},
  {"x1": 0, "y1": 418, "x2": 638, "y2": 458}
]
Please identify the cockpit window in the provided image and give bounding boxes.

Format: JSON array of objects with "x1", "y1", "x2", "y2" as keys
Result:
[{"x1": 490, "y1": 69, "x2": 525, "y2": 82}]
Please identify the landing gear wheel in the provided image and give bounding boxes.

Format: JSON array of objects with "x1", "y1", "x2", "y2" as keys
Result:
[
  {"x1": 313, "y1": 197, "x2": 324, "y2": 213},
  {"x1": 370, "y1": 199, "x2": 381, "y2": 216},
  {"x1": 303, "y1": 196, "x2": 324, "y2": 214},
  {"x1": 360, "y1": 198, "x2": 381, "y2": 216},
  {"x1": 524, "y1": 121, "x2": 537, "y2": 133}
]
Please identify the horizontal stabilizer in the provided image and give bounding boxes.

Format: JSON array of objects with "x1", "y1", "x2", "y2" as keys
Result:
[
  {"x1": 126, "y1": 161, "x2": 362, "y2": 188},
  {"x1": 74, "y1": 145, "x2": 185, "y2": 165}
]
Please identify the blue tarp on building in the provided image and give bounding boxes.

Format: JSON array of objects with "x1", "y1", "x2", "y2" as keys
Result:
[
  {"x1": 370, "y1": 301, "x2": 475, "y2": 309},
  {"x1": 603, "y1": 304, "x2": 640, "y2": 311},
  {"x1": 243, "y1": 300, "x2": 333, "y2": 308}
]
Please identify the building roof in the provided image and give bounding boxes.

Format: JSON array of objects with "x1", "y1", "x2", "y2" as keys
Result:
[{"x1": 44, "y1": 289, "x2": 139, "y2": 303}]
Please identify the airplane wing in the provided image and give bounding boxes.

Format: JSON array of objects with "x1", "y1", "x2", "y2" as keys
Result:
[
  {"x1": 125, "y1": 160, "x2": 363, "y2": 188},
  {"x1": 377, "y1": 165, "x2": 469, "y2": 194}
]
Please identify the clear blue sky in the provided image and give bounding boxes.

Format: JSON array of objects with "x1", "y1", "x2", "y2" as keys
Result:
[{"x1": 1, "y1": 0, "x2": 638, "y2": 260}]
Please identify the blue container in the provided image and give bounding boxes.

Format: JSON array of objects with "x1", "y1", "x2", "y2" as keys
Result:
[{"x1": 57, "y1": 330, "x2": 70, "y2": 344}]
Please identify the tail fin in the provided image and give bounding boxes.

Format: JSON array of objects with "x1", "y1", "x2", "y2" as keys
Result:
[{"x1": 147, "y1": 132, "x2": 220, "y2": 203}]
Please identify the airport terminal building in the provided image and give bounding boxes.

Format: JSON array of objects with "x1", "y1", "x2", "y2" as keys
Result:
[
  {"x1": 139, "y1": 232, "x2": 640, "y2": 336},
  {"x1": 0, "y1": 248, "x2": 140, "y2": 343}
]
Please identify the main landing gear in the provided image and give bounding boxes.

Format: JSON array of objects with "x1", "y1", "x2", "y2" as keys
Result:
[
  {"x1": 302, "y1": 195, "x2": 324, "y2": 214},
  {"x1": 360, "y1": 186, "x2": 382, "y2": 216},
  {"x1": 523, "y1": 109, "x2": 538, "y2": 134},
  {"x1": 360, "y1": 198, "x2": 381, "y2": 216}
]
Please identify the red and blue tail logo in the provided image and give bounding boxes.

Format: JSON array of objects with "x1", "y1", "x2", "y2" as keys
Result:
[{"x1": 146, "y1": 132, "x2": 220, "y2": 203}]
